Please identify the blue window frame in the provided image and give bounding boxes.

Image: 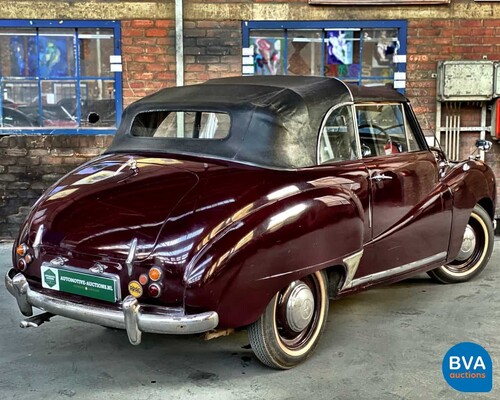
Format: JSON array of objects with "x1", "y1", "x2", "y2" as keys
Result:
[
  {"x1": 242, "y1": 20, "x2": 407, "y2": 93},
  {"x1": 0, "y1": 19, "x2": 122, "y2": 135}
]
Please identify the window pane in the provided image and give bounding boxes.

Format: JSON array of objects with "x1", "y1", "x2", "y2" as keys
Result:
[
  {"x1": 36, "y1": 80, "x2": 78, "y2": 127},
  {"x1": 79, "y1": 28, "x2": 114, "y2": 77},
  {"x1": 0, "y1": 29, "x2": 37, "y2": 77},
  {"x1": 38, "y1": 29, "x2": 76, "y2": 78},
  {"x1": 249, "y1": 31, "x2": 284, "y2": 75},
  {"x1": 287, "y1": 31, "x2": 322, "y2": 76},
  {"x1": 80, "y1": 79, "x2": 116, "y2": 127},
  {"x1": 0, "y1": 105, "x2": 36, "y2": 128},
  {"x1": 131, "y1": 111, "x2": 231, "y2": 139},
  {"x1": 361, "y1": 78, "x2": 394, "y2": 87},
  {"x1": 319, "y1": 105, "x2": 357, "y2": 164},
  {"x1": 357, "y1": 104, "x2": 407, "y2": 157},
  {"x1": 1, "y1": 80, "x2": 37, "y2": 105},
  {"x1": 404, "y1": 111, "x2": 425, "y2": 152},
  {"x1": 324, "y1": 29, "x2": 360, "y2": 82},
  {"x1": 361, "y1": 29, "x2": 398, "y2": 81}
]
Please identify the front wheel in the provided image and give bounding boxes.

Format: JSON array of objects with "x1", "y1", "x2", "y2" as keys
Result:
[
  {"x1": 248, "y1": 270, "x2": 329, "y2": 369},
  {"x1": 428, "y1": 204, "x2": 494, "y2": 283}
]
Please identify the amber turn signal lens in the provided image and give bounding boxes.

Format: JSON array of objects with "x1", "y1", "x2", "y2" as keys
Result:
[
  {"x1": 148, "y1": 267, "x2": 162, "y2": 282},
  {"x1": 16, "y1": 244, "x2": 28, "y2": 256}
]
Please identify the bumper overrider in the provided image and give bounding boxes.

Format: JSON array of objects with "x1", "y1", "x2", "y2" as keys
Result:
[{"x1": 5, "y1": 268, "x2": 219, "y2": 345}]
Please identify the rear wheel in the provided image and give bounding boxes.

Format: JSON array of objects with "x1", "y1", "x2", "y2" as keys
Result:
[
  {"x1": 428, "y1": 204, "x2": 493, "y2": 283},
  {"x1": 248, "y1": 270, "x2": 329, "y2": 369}
]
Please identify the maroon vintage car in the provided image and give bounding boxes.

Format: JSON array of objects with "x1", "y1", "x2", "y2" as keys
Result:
[{"x1": 5, "y1": 76, "x2": 496, "y2": 369}]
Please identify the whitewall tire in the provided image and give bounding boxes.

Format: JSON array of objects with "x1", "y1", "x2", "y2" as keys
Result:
[{"x1": 248, "y1": 270, "x2": 329, "y2": 369}]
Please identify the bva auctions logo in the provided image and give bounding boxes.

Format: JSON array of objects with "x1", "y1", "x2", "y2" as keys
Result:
[
  {"x1": 442, "y1": 342, "x2": 492, "y2": 392},
  {"x1": 43, "y1": 268, "x2": 57, "y2": 288}
]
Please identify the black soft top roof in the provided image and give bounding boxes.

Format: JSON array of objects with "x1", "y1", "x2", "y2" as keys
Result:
[{"x1": 106, "y1": 76, "x2": 407, "y2": 169}]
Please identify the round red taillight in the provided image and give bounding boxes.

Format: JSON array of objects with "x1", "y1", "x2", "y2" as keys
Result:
[
  {"x1": 148, "y1": 283, "x2": 161, "y2": 298},
  {"x1": 17, "y1": 258, "x2": 27, "y2": 271}
]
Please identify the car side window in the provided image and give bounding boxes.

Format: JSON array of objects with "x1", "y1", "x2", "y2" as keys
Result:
[
  {"x1": 356, "y1": 103, "x2": 422, "y2": 157},
  {"x1": 403, "y1": 110, "x2": 426, "y2": 152},
  {"x1": 318, "y1": 105, "x2": 358, "y2": 164}
]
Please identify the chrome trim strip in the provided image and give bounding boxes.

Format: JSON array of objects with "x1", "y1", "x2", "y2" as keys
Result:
[
  {"x1": 32, "y1": 224, "x2": 44, "y2": 257},
  {"x1": 368, "y1": 193, "x2": 373, "y2": 229},
  {"x1": 126, "y1": 238, "x2": 138, "y2": 277},
  {"x1": 347, "y1": 251, "x2": 447, "y2": 289},
  {"x1": 341, "y1": 250, "x2": 364, "y2": 290},
  {"x1": 370, "y1": 173, "x2": 393, "y2": 182},
  {"x1": 5, "y1": 270, "x2": 219, "y2": 345}
]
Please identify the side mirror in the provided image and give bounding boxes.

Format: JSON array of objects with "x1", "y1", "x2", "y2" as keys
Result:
[
  {"x1": 87, "y1": 112, "x2": 100, "y2": 124},
  {"x1": 429, "y1": 146, "x2": 448, "y2": 179},
  {"x1": 475, "y1": 139, "x2": 492, "y2": 152}
]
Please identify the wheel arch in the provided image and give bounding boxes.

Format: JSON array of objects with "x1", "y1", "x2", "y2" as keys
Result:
[
  {"x1": 477, "y1": 197, "x2": 494, "y2": 220},
  {"x1": 325, "y1": 264, "x2": 347, "y2": 298},
  {"x1": 428, "y1": 203, "x2": 494, "y2": 283},
  {"x1": 445, "y1": 163, "x2": 495, "y2": 261}
]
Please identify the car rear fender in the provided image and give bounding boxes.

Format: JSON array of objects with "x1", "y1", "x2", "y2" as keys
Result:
[
  {"x1": 183, "y1": 185, "x2": 364, "y2": 328},
  {"x1": 443, "y1": 160, "x2": 496, "y2": 261}
]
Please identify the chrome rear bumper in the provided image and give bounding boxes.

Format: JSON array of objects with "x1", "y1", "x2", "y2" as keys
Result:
[{"x1": 5, "y1": 269, "x2": 219, "y2": 345}]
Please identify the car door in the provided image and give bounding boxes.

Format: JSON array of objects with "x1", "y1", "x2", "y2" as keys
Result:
[
  {"x1": 354, "y1": 102, "x2": 452, "y2": 279},
  {"x1": 317, "y1": 103, "x2": 371, "y2": 245}
]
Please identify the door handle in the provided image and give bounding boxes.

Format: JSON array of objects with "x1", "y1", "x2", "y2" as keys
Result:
[{"x1": 370, "y1": 173, "x2": 393, "y2": 182}]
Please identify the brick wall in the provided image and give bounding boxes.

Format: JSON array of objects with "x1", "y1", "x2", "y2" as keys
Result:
[
  {"x1": 0, "y1": 135, "x2": 113, "y2": 238},
  {"x1": 122, "y1": 20, "x2": 177, "y2": 106},
  {"x1": 406, "y1": 19, "x2": 500, "y2": 135},
  {"x1": 184, "y1": 20, "x2": 241, "y2": 83},
  {"x1": 122, "y1": 19, "x2": 242, "y2": 106}
]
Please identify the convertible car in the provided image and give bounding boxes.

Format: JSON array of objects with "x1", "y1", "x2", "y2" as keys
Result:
[{"x1": 5, "y1": 76, "x2": 496, "y2": 369}]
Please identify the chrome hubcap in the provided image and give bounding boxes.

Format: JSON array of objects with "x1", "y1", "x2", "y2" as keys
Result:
[
  {"x1": 285, "y1": 282, "x2": 315, "y2": 332},
  {"x1": 456, "y1": 225, "x2": 476, "y2": 262}
]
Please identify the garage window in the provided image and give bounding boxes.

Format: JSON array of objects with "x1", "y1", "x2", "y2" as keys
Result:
[
  {"x1": 0, "y1": 20, "x2": 122, "y2": 134},
  {"x1": 242, "y1": 21, "x2": 407, "y2": 92}
]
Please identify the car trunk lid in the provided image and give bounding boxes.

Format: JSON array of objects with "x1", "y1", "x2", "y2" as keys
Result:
[{"x1": 28, "y1": 154, "x2": 199, "y2": 261}]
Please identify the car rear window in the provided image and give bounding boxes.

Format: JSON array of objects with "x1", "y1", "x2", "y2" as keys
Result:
[{"x1": 131, "y1": 111, "x2": 231, "y2": 139}]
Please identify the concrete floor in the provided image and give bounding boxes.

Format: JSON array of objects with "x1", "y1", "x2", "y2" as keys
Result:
[{"x1": 1, "y1": 241, "x2": 499, "y2": 400}]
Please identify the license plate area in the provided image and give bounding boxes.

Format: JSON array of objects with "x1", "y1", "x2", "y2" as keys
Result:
[{"x1": 41, "y1": 264, "x2": 121, "y2": 303}]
